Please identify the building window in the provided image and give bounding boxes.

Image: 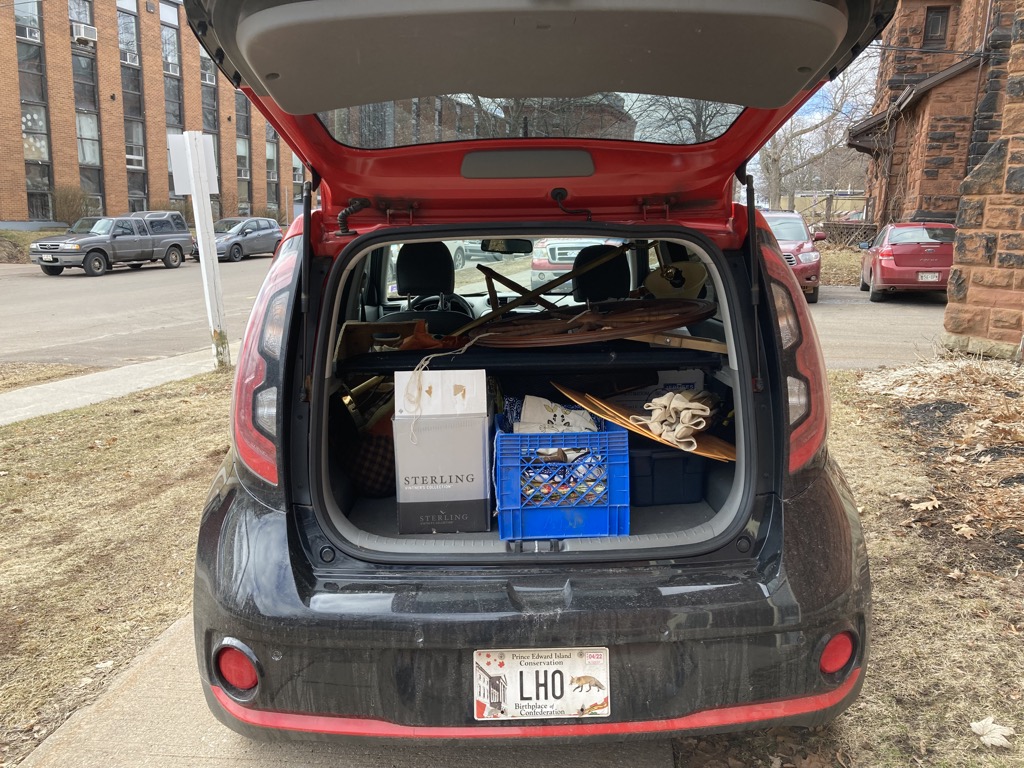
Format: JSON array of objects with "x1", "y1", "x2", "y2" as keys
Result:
[
  {"x1": 236, "y1": 92, "x2": 251, "y2": 214},
  {"x1": 923, "y1": 7, "x2": 950, "y2": 49},
  {"x1": 17, "y1": 4, "x2": 52, "y2": 221},
  {"x1": 73, "y1": 53, "x2": 103, "y2": 212},
  {"x1": 292, "y1": 154, "x2": 304, "y2": 211},
  {"x1": 127, "y1": 170, "x2": 147, "y2": 211},
  {"x1": 201, "y1": 82, "x2": 219, "y2": 132},
  {"x1": 17, "y1": 42, "x2": 46, "y2": 103},
  {"x1": 266, "y1": 125, "x2": 279, "y2": 210},
  {"x1": 118, "y1": 9, "x2": 139, "y2": 64},
  {"x1": 159, "y1": 1, "x2": 178, "y2": 26},
  {"x1": 15, "y1": 0, "x2": 42, "y2": 40},
  {"x1": 68, "y1": 0, "x2": 92, "y2": 25},
  {"x1": 165, "y1": 76, "x2": 183, "y2": 126},
  {"x1": 121, "y1": 66, "x2": 143, "y2": 118}
]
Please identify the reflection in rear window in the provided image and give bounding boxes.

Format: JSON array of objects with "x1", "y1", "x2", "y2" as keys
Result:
[
  {"x1": 889, "y1": 227, "x2": 955, "y2": 244},
  {"x1": 319, "y1": 93, "x2": 744, "y2": 148}
]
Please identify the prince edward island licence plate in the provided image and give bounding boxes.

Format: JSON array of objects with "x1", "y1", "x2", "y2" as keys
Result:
[
  {"x1": 473, "y1": 647, "x2": 610, "y2": 720},
  {"x1": 918, "y1": 272, "x2": 940, "y2": 282}
]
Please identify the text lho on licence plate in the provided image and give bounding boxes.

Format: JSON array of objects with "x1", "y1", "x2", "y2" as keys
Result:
[
  {"x1": 917, "y1": 271, "x2": 940, "y2": 282},
  {"x1": 473, "y1": 647, "x2": 610, "y2": 720}
]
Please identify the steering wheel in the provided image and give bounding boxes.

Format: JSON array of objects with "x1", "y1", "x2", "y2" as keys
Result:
[{"x1": 410, "y1": 293, "x2": 475, "y2": 317}]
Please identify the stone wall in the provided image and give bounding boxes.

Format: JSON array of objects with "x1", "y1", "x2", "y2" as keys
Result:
[{"x1": 944, "y1": 142, "x2": 1024, "y2": 358}]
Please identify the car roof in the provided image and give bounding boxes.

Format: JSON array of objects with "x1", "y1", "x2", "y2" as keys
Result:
[{"x1": 891, "y1": 221, "x2": 955, "y2": 227}]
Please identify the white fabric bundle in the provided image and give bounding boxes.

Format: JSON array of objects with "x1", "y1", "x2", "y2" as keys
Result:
[
  {"x1": 514, "y1": 395, "x2": 598, "y2": 434},
  {"x1": 629, "y1": 391, "x2": 712, "y2": 450}
]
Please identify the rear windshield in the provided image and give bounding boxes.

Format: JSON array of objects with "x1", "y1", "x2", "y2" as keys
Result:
[
  {"x1": 889, "y1": 227, "x2": 955, "y2": 244},
  {"x1": 319, "y1": 94, "x2": 743, "y2": 148},
  {"x1": 764, "y1": 218, "x2": 809, "y2": 242}
]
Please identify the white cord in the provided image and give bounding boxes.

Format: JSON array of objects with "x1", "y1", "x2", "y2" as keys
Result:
[{"x1": 403, "y1": 333, "x2": 494, "y2": 444}]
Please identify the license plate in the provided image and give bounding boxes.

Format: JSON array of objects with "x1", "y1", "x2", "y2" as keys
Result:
[
  {"x1": 917, "y1": 272, "x2": 940, "y2": 282},
  {"x1": 41, "y1": 254, "x2": 55, "y2": 262},
  {"x1": 473, "y1": 647, "x2": 610, "y2": 720}
]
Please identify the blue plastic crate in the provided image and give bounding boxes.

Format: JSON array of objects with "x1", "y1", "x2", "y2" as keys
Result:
[{"x1": 495, "y1": 416, "x2": 630, "y2": 540}]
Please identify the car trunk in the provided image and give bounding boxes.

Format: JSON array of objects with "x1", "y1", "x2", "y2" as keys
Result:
[
  {"x1": 889, "y1": 242, "x2": 953, "y2": 268},
  {"x1": 307, "y1": 227, "x2": 762, "y2": 563}
]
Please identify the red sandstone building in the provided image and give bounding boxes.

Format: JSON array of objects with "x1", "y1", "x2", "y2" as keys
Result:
[
  {"x1": 3, "y1": 0, "x2": 311, "y2": 224},
  {"x1": 850, "y1": 0, "x2": 1022, "y2": 359}
]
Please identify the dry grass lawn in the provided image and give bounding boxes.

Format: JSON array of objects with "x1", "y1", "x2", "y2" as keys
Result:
[
  {"x1": 819, "y1": 243, "x2": 863, "y2": 287},
  {"x1": 0, "y1": 370, "x2": 233, "y2": 767},
  {"x1": 1, "y1": 360, "x2": 1021, "y2": 767},
  {"x1": 0, "y1": 364, "x2": 102, "y2": 395}
]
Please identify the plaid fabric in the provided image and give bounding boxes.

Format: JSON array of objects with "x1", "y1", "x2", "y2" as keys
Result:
[{"x1": 350, "y1": 433, "x2": 396, "y2": 497}]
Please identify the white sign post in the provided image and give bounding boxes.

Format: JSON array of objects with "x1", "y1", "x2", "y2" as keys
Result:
[{"x1": 169, "y1": 132, "x2": 230, "y2": 368}]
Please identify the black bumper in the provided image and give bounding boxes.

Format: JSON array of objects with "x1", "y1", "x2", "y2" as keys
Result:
[{"x1": 193, "y1": 462, "x2": 870, "y2": 741}]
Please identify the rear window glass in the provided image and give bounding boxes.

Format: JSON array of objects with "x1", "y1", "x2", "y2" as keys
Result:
[
  {"x1": 319, "y1": 94, "x2": 743, "y2": 148},
  {"x1": 888, "y1": 227, "x2": 955, "y2": 244},
  {"x1": 764, "y1": 218, "x2": 809, "y2": 242},
  {"x1": 148, "y1": 219, "x2": 172, "y2": 233}
]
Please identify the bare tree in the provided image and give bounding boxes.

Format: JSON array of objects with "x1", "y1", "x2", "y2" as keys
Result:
[{"x1": 757, "y1": 47, "x2": 879, "y2": 208}]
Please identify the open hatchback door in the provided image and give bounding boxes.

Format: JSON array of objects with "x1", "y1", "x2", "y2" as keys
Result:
[{"x1": 185, "y1": 0, "x2": 893, "y2": 221}]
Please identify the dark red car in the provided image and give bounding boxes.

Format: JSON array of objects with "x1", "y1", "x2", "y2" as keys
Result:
[
  {"x1": 184, "y1": 0, "x2": 895, "y2": 745},
  {"x1": 763, "y1": 211, "x2": 826, "y2": 303},
  {"x1": 859, "y1": 222, "x2": 956, "y2": 302}
]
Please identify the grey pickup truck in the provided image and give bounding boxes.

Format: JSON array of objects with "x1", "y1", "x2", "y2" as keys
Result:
[{"x1": 30, "y1": 211, "x2": 193, "y2": 277}]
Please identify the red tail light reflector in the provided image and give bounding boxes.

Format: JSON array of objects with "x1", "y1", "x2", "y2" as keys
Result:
[
  {"x1": 216, "y1": 647, "x2": 259, "y2": 691},
  {"x1": 819, "y1": 632, "x2": 855, "y2": 675}
]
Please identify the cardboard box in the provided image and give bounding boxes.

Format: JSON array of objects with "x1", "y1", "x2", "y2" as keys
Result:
[
  {"x1": 607, "y1": 369, "x2": 705, "y2": 413},
  {"x1": 393, "y1": 370, "x2": 492, "y2": 534}
]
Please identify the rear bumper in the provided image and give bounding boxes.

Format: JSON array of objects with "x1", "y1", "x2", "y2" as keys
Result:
[
  {"x1": 873, "y1": 262, "x2": 949, "y2": 291},
  {"x1": 194, "y1": 462, "x2": 870, "y2": 742},
  {"x1": 206, "y1": 667, "x2": 862, "y2": 742}
]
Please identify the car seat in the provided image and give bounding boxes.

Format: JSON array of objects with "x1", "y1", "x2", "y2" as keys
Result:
[
  {"x1": 382, "y1": 242, "x2": 471, "y2": 336},
  {"x1": 572, "y1": 244, "x2": 631, "y2": 303}
]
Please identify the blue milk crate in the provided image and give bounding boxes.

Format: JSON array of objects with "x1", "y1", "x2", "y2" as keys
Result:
[{"x1": 494, "y1": 416, "x2": 630, "y2": 540}]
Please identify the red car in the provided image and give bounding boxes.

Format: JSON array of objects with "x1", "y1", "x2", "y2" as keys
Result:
[
  {"x1": 859, "y1": 222, "x2": 956, "y2": 302},
  {"x1": 763, "y1": 211, "x2": 825, "y2": 303}
]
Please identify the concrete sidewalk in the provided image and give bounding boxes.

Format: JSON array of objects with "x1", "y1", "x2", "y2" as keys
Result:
[
  {"x1": 8, "y1": 350, "x2": 675, "y2": 767},
  {"x1": 19, "y1": 617, "x2": 673, "y2": 768},
  {"x1": 0, "y1": 345, "x2": 238, "y2": 427}
]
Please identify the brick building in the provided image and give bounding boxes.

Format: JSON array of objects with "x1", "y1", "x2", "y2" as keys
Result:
[
  {"x1": 3, "y1": 0, "x2": 311, "y2": 225},
  {"x1": 847, "y1": 0, "x2": 1014, "y2": 224},
  {"x1": 847, "y1": 0, "x2": 1022, "y2": 359}
]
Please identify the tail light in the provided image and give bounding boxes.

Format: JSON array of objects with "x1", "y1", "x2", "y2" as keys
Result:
[
  {"x1": 759, "y1": 233, "x2": 830, "y2": 475},
  {"x1": 877, "y1": 246, "x2": 894, "y2": 261},
  {"x1": 232, "y1": 242, "x2": 300, "y2": 485}
]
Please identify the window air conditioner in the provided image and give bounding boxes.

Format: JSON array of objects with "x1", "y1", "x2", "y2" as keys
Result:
[
  {"x1": 71, "y1": 23, "x2": 98, "y2": 44},
  {"x1": 16, "y1": 24, "x2": 41, "y2": 43}
]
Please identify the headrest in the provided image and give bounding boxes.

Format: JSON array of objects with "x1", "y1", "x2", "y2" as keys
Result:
[
  {"x1": 572, "y1": 244, "x2": 630, "y2": 302},
  {"x1": 395, "y1": 242, "x2": 455, "y2": 296}
]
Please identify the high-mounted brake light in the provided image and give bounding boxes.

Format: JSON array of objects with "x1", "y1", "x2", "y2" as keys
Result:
[
  {"x1": 760, "y1": 235, "x2": 829, "y2": 474},
  {"x1": 232, "y1": 239, "x2": 299, "y2": 485}
]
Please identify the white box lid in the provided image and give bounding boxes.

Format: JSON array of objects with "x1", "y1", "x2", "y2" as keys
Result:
[{"x1": 394, "y1": 369, "x2": 488, "y2": 417}]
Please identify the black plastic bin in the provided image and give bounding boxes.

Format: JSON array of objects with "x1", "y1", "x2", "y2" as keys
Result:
[{"x1": 628, "y1": 445, "x2": 706, "y2": 506}]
